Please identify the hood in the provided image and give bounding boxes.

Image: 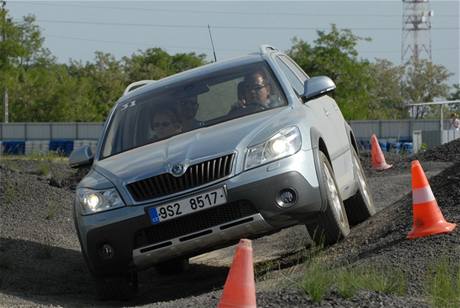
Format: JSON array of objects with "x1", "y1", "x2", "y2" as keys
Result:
[{"x1": 94, "y1": 107, "x2": 296, "y2": 185}]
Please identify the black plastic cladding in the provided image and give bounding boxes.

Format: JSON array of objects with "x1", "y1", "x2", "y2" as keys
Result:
[{"x1": 134, "y1": 200, "x2": 257, "y2": 249}]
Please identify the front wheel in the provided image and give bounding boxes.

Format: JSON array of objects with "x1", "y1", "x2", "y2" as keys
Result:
[
  {"x1": 306, "y1": 151, "x2": 350, "y2": 246},
  {"x1": 344, "y1": 147, "x2": 376, "y2": 226}
]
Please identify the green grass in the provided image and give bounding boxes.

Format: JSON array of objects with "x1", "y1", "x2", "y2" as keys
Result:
[
  {"x1": 0, "y1": 159, "x2": 20, "y2": 172},
  {"x1": 27, "y1": 151, "x2": 64, "y2": 160},
  {"x1": 45, "y1": 201, "x2": 60, "y2": 220},
  {"x1": 335, "y1": 267, "x2": 360, "y2": 298},
  {"x1": 346, "y1": 266, "x2": 406, "y2": 296},
  {"x1": 0, "y1": 152, "x2": 66, "y2": 162},
  {"x1": 302, "y1": 259, "x2": 334, "y2": 302},
  {"x1": 1, "y1": 182, "x2": 16, "y2": 205},
  {"x1": 37, "y1": 161, "x2": 51, "y2": 177},
  {"x1": 425, "y1": 257, "x2": 460, "y2": 308},
  {"x1": 301, "y1": 262, "x2": 407, "y2": 303}
]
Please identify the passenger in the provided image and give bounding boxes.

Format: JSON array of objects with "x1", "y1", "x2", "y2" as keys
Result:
[
  {"x1": 177, "y1": 96, "x2": 201, "y2": 131},
  {"x1": 151, "y1": 108, "x2": 182, "y2": 140},
  {"x1": 450, "y1": 113, "x2": 460, "y2": 131}
]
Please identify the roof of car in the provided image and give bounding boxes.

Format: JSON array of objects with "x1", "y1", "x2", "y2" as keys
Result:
[{"x1": 117, "y1": 54, "x2": 267, "y2": 103}]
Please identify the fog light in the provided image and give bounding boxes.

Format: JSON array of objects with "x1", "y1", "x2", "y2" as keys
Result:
[
  {"x1": 99, "y1": 244, "x2": 114, "y2": 260},
  {"x1": 277, "y1": 188, "x2": 297, "y2": 207}
]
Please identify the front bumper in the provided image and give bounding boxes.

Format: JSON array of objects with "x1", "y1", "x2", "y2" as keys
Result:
[
  {"x1": 77, "y1": 149, "x2": 323, "y2": 276},
  {"x1": 133, "y1": 213, "x2": 271, "y2": 269}
]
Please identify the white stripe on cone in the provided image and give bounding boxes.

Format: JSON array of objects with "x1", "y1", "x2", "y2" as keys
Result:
[{"x1": 412, "y1": 186, "x2": 436, "y2": 205}]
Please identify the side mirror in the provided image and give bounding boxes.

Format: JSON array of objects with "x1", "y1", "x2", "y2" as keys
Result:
[
  {"x1": 69, "y1": 145, "x2": 94, "y2": 169},
  {"x1": 302, "y1": 76, "x2": 336, "y2": 102}
]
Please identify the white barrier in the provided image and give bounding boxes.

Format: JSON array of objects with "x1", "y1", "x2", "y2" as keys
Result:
[
  {"x1": 25, "y1": 140, "x2": 50, "y2": 155},
  {"x1": 442, "y1": 129, "x2": 460, "y2": 144}
]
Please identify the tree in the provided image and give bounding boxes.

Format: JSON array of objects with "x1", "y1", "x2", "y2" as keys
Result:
[
  {"x1": 0, "y1": 11, "x2": 56, "y2": 121},
  {"x1": 403, "y1": 59, "x2": 452, "y2": 118},
  {"x1": 288, "y1": 25, "x2": 373, "y2": 119},
  {"x1": 69, "y1": 52, "x2": 126, "y2": 119},
  {"x1": 449, "y1": 84, "x2": 460, "y2": 100},
  {"x1": 0, "y1": 10, "x2": 23, "y2": 70},
  {"x1": 367, "y1": 59, "x2": 406, "y2": 119},
  {"x1": 123, "y1": 48, "x2": 206, "y2": 82},
  {"x1": 288, "y1": 25, "x2": 454, "y2": 120},
  {"x1": 0, "y1": 9, "x2": 209, "y2": 122},
  {"x1": 171, "y1": 52, "x2": 207, "y2": 73},
  {"x1": 446, "y1": 84, "x2": 460, "y2": 114}
]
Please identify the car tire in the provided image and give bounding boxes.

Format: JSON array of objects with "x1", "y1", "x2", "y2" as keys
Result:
[
  {"x1": 344, "y1": 147, "x2": 376, "y2": 226},
  {"x1": 155, "y1": 258, "x2": 190, "y2": 275},
  {"x1": 95, "y1": 271, "x2": 138, "y2": 301},
  {"x1": 306, "y1": 151, "x2": 350, "y2": 246}
]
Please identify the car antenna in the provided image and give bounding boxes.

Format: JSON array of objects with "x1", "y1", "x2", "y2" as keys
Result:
[{"x1": 208, "y1": 24, "x2": 217, "y2": 62}]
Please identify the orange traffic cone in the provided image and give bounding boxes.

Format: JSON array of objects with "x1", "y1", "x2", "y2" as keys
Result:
[
  {"x1": 218, "y1": 239, "x2": 256, "y2": 308},
  {"x1": 407, "y1": 160, "x2": 456, "y2": 239},
  {"x1": 371, "y1": 134, "x2": 392, "y2": 171}
]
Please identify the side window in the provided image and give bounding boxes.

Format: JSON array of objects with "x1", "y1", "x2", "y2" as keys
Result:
[
  {"x1": 280, "y1": 55, "x2": 309, "y2": 81},
  {"x1": 275, "y1": 57, "x2": 304, "y2": 96}
]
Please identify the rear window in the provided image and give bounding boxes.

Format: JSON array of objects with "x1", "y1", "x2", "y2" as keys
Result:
[{"x1": 100, "y1": 61, "x2": 287, "y2": 159}]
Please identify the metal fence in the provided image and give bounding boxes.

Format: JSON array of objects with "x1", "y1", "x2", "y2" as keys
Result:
[
  {"x1": 349, "y1": 119, "x2": 446, "y2": 141},
  {"x1": 0, "y1": 120, "x2": 447, "y2": 141},
  {"x1": 0, "y1": 122, "x2": 103, "y2": 140},
  {"x1": 1, "y1": 120, "x2": 458, "y2": 156}
]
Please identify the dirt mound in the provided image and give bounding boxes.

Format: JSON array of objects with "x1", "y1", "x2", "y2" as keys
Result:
[
  {"x1": 413, "y1": 138, "x2": 460, "y2": 162},
  {"x1": 255, "y1": 161, "x2": 460, "y2": 307},
  {"x1": 360, "y1": 138, "x2": 460, "y2": 177},
  {"x1": 327, "y1": 162, "x2": 460, "y2": 293},
  {"x1": 0, "y1": 158, "x2": 84, "y2": 190}
]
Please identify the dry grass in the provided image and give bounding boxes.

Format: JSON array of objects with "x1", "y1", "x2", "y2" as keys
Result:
[{"x1": 425, "y1": 257, "x2": 460, "y2": 308}]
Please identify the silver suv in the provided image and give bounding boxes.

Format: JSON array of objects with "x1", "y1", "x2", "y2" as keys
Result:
[{"x1": 70, "y1": 45, "x2": 375, "y2": 299}]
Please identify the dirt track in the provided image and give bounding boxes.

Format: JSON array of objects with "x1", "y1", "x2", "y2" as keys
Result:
[{"x1": 0, "y1": 145, "x2": 458, "y2": 307}]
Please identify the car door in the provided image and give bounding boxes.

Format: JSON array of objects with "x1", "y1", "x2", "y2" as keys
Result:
[
  {"x1": 274, "y1": 55, "x2": 351, "y2": 191},
  {"x1": 273, "y1": 54, "x2": 333, "y2": 139}
]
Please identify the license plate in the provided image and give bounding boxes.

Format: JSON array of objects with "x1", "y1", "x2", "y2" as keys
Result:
[{"x1": 147, "y1": 187, "x2": 227, "y2": 224}]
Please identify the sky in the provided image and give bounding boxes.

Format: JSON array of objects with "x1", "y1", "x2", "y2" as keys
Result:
[{"x1": 5, "y1": 0, "x2": 460, "y2": 86}]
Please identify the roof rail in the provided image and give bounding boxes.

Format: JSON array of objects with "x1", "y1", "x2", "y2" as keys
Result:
[
  {"x1": 259, "y1": 45, "x2": 278, "y2": 55},
  {"x1": 123, "y1": 80, "x2": 155, "y2": 96}
]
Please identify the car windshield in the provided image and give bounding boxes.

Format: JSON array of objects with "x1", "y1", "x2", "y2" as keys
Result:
[{"x1": 100, "y1": 61, "x2": 287, "y2": 159}]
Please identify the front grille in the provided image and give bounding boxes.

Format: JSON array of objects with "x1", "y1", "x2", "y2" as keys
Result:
[
  {"x1": 134, "y1": 201, "x2": 257, "y2": 249},
  {"x1": 127, "y1": 153, "x2": 235, "y2": 202}
]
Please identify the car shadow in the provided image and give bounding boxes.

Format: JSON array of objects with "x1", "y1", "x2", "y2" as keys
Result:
[{"x1": 0, "y1": 237, "x2": 229, "y2": 307}]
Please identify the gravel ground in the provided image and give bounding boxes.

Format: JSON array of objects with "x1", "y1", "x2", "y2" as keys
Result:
[{"x1": 0, "y1": 140, "x2": 459, "y2": 307}]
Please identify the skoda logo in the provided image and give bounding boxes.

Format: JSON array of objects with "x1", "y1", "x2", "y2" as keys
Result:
[{"x1": 171, "y1": 163, "x2": 185, "y2": 177}]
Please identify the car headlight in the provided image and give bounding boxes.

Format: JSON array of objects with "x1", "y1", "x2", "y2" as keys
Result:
[
  {"x1": 245, "y1": 126, "x2": 302, "y2": 170},
  {"x1": 76, "y1": 188, "x2": 125, "y2": 215}
]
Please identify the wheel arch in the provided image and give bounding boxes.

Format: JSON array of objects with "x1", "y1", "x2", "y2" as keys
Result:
[
  {"x1": 344, "y1": 121, "x2": 359, "y2": 154},
  {"x1": 310, "y1": 127, "x2": 331, "y2": 212}
]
